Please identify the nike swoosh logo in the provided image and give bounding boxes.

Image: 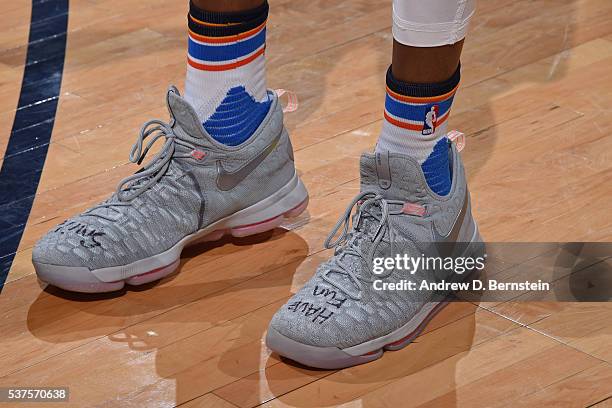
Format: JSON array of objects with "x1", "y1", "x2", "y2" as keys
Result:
[
  {"x1": 216, "y1": 132, "x2": 281, "y2": 191},
  {"x1": 430, "y1": 189, "x2": 476, "y2": 281},
  {"x1": 432, "y1": 189, "x2": 469, "y2": 245}
]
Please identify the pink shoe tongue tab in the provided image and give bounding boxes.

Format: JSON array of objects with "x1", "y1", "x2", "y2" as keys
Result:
[
  {"x1": 274, "y1": 89, "x2": 298, "y2": 113},
  {"x1": 447, "y1": 130, "x2": 465, "y2": 151}
]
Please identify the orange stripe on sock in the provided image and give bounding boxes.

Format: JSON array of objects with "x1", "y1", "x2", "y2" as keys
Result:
[
  {"x1": 188, "y1": 20, "x2": 266, "y2": 44},
  {"x1": 187, "y1": 46, "x2": 265, "y2": 71},
  {"x1": 384, "y1": 110, "x2": 450, "y2": 131},
  {"x1": 383, "y1": 111, "x2": 422, "y2": 131},
  {"x1": 189, "y1": 14, "x2": 242, "y2": 27},
  {"x1": 386, "y1": 83, "x2": 459, "y2": 104}
]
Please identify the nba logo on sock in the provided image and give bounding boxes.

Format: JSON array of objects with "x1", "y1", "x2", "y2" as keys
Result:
[{"x1": 422, "y1": 104, "x2": 439, "y2": 135}]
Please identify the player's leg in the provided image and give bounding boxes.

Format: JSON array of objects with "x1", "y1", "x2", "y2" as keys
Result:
[
  {"x1": 32, "y1": 0, "x2": 308, "y2": 293},
  {"x1": 376, "y1": 0, "x2": 474, "y2": 195},
  {"x1": 185, "y1": 0, "x2": 270, "y2": 145},
  {"x1": 391, "y1": 7, "x2": 465, "y2": 83},
  {"x1": 192, "y1": 0, "x2": 263, "y2": 12},
  {"x1": 266, "y1": 0, "x2": 482, "y2": 369}
]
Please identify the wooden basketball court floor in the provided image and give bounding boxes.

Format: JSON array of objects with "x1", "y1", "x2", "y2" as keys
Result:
[{"x1": 1, "y1": 0, "x2": 612, "y2": 406}]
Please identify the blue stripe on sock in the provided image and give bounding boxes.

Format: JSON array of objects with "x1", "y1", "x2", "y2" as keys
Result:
[
  {"x1": 188, "y1": 28, "x2": 266, "y2": 62},
  {"x1": 203, "y1": 86, "x2": 271, "y2": 146},
  {"x1": 421, "y1": 138, "x2": 452, "y2": 196},
  {"x1": 385, "y1": 94, "x2": 454, "y2": 122}
]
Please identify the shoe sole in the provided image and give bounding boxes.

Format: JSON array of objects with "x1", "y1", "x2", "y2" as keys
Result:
[
  {"x1": 33, "y1": 172, "x2": 308, "y2": 293},
  {"x1": 266, "y1": 232, "x2": 485, "y2": 370},
  {"x1": 266, "y1": 300, "x2": 448, "y2": 369}
]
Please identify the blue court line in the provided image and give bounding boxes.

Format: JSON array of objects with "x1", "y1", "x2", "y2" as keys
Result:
[{"x1": 0, "y1": 0, "x2": 69, "y2": 292}]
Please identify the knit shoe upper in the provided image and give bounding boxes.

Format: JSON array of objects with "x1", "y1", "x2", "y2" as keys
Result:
[
  {"x1": 269, "y1": 143, "x2": 479, "y2": 349},
  {"x1": 33, "y1": 86, "x2": 297, "y2": 271}
]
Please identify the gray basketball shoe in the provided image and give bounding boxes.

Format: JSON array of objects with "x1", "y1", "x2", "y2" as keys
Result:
[
  {"x1": 266, "y1": 141, "x2": 484, "y2": 369},
  {"x1": 32, "y1": 87, "x2": 308, "y2": 293}
]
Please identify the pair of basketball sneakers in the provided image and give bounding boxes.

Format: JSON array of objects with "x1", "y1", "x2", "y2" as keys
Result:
[{"x1": 32, "y1": 87, "x2": 484, "y2": 369}]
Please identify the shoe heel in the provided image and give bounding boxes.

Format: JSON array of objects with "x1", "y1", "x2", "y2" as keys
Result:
[{"x1": 226, "y1": 172, "x2": 308, "y2": 238}]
